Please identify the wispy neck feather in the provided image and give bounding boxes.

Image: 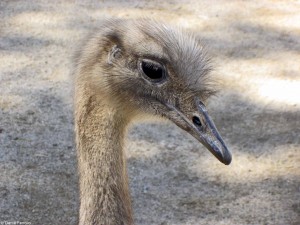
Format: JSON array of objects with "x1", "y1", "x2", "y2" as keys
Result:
[{"x1": 75, "y1": 90, "x2": 133, "y2": 225}]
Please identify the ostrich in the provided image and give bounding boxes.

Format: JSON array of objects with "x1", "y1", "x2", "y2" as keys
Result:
[{"x1": 73, "y1": 19, "x2": 231, "y2": 225}]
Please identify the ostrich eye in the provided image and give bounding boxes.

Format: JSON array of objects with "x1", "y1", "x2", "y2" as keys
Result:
[{"x1": 140, "y1": 59, "x2": 166, "y2": 83}]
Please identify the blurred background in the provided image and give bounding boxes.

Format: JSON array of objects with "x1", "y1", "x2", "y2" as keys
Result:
[{"x1": 0, "y1": 0, "x2": 299, "y2": 224}]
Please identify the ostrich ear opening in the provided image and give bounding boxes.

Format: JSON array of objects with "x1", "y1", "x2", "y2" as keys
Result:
[
  {"x1": 108, "y1": 45, "x2": 122, "y2": 64},
  {"x1": 105, "y1": 32, "x2": 123, "y2": 64}
]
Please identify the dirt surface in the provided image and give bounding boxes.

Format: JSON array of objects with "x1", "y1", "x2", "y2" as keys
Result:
[{"x1": 0, "y1": 0, "x2": 299, "y2": 224}]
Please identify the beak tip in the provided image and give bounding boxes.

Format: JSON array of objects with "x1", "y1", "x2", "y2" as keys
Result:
[
  {"x1": 207, "y1": 143, "x2": 232, "y2": 165},
  {"x1": 221, "y1": 151, "x2": 232, "y2": 165},
  {"x1": 223, "y1": 158, "x2": 232, "y2": 165}
]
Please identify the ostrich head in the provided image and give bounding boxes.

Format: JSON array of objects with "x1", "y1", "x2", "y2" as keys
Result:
[{"x1": 76, "y1": 19, "x2": 232, "y2": 165}]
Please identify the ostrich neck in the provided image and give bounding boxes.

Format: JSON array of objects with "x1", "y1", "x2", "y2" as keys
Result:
[{"x1": 75, "y1": 92, "x2": 133, "y2": 225}]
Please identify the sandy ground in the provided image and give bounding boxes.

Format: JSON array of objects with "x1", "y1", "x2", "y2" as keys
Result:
[{"x1": 0, "y1": 0, "x2": 300, "y2": 224}]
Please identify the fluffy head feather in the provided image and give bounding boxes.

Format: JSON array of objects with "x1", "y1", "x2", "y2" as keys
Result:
[{"x1": 74, "y1": 19, "x2": 216, "y2": 119}]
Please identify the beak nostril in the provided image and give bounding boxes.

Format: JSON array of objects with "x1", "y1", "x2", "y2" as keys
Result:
[{"x1": 192, "y1": 116, "x2": 202, "y2": 127}]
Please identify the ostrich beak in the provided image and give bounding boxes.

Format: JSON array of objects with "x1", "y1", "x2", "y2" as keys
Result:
[{"x1": 165, "y1": 100, "x2": 232, "y2": 165}]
